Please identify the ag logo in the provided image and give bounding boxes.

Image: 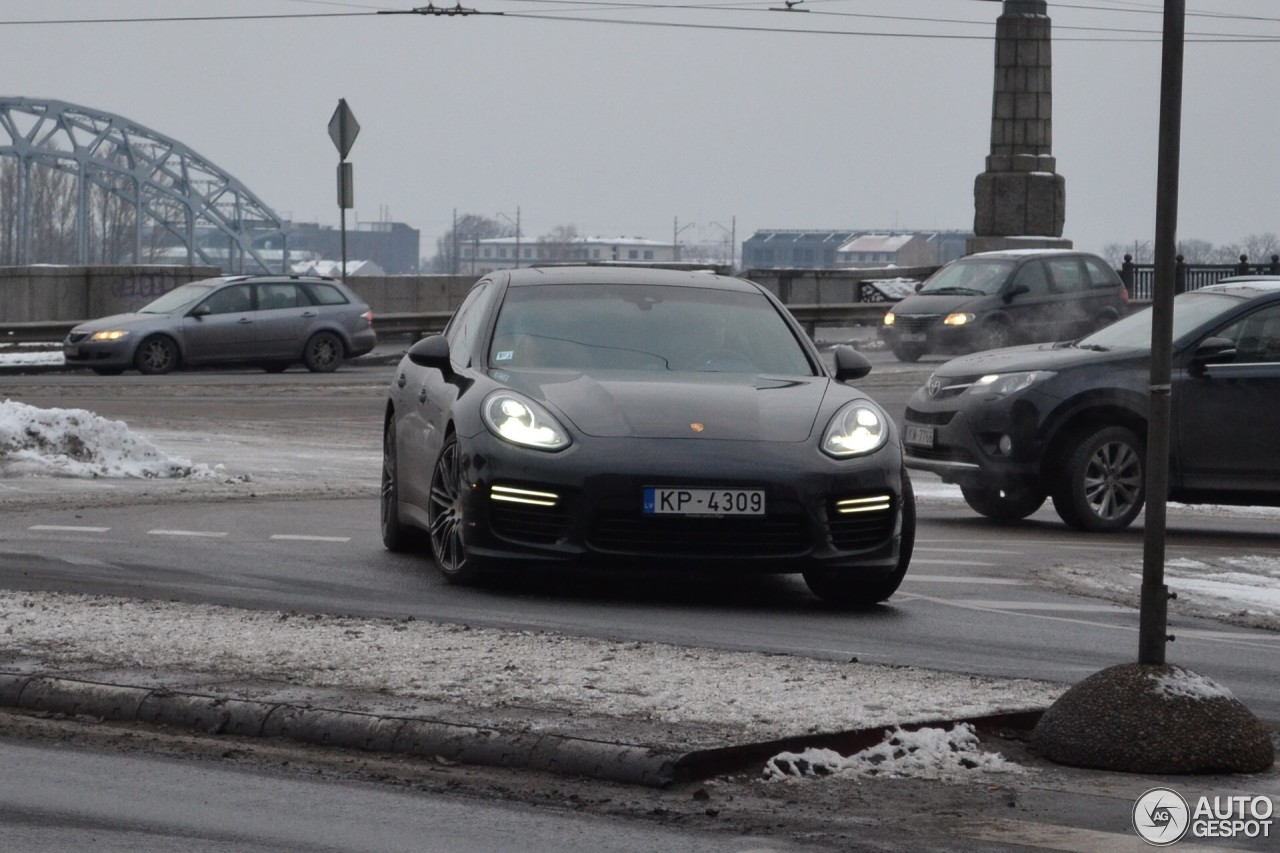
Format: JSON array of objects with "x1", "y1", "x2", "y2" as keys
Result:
[{"x1": 1133, "y1": 787, "x2": 1190, "y2": 845}]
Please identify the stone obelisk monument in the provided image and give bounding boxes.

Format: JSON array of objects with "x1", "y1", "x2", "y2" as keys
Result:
[{"x1": 968, "y1": 0, "x2": 1071, "y2": 254}]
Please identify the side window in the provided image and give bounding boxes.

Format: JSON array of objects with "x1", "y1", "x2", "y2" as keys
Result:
[
  {"x1": 1012, "y1": 261, "x2": 1051, "y2": 296},
  {"x1": 1214, "y1": 304, "x2": 1280, "y2": 363},
  {"x1": 1084, "y1": 258, "x2": 1119, "y2": 287},
  {"x1": 1045, "y1": 259, "x2": 1085, "y2": 293},
  {"x1": 258, "y1": 283, "x2": 300, "y2": 310},
  {"x1": 200, "y1": 284, "x2": 253, "y2": 315},
  {"x1": 300, "y1": 283, "x2": 350, "y2": 306},
  {"x1": 446, "y1": 282, "x2": 492, "y2": 369}
]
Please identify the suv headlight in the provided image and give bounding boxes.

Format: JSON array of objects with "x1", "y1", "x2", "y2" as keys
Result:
[
  {"x1": 822, "y1": 401, "x2": 889, "y2": 458},
  {"x1": 967, "y1": 371, "x2": 1056, "y2": 396},
  {"x1": 482, "y1": 392, "x2": 570, "y2": 451}
]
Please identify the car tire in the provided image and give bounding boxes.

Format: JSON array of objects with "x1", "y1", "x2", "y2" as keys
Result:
[
  {"x1": 381, "y1": 418, "x2": 424, "y2": 553},
  {"x1": 303, "y1": 331, "x2": 344, "y2": 373},
  {"x1": 890, "y1": 341, "x2": 926, "y2": 362},
  {"x1": 960, "y1": 483, "x2": 1046, "y2": 523},
  {"x1": 977, "y1": 321, "x2": 1013, "y2": 352},
  {"x1": 803, "y1": 472, "x2": 916, "y2": 607},
  {"x1": 427, "y1": 433, "x2": 487, "y2": 584},
  {"x1": 1051, "y1": 425, "x2": 1146, "y2": 532},
  {"x1": 134, "y1": 335, "x2": 178, "y2": 375}
]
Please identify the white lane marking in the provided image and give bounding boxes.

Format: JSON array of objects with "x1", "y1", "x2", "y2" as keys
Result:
[
  {"x1": 270, "y1": 534, "x2": 352, "y2": 543},
  {"x1": 959, "y1": 818, "x2": 1232, "y2": 853},
  {"x1": 900, "y1": 592, "x2": 1280, "y2": 650},
  {"x1": 909, "y1": 558, "x2": 996, "y2": 567},
  {"x1": 914, "y1": 547, "x2": 1023, "y2": 555},
  {"x1": 902, "y1": 575, "x2": 1028, "y2": 586},
  {"x1": 29, "y1": 525, "x2": 111, "y2": 533},
  {"x1": 956, "y1": 600, "x2": 1136, "y2": 613},
  {"x1": 147, "y1": 529, "x2": 228, "y2": 538}
]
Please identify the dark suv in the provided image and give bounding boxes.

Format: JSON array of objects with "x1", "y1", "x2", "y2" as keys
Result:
[
  {"x1": 881, "y1": 249, "x2": 1129, "y2": 362},
  {"x1": 901, "y1": 277, "x2": 1280, "y2": 532}
]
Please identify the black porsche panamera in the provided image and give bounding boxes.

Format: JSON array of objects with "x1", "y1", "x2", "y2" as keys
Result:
[{"x1": 380, "y1": 266, "x2": 914, "y2": 606}]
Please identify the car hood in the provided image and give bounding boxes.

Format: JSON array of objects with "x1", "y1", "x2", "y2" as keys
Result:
[
  {"x1": 932, "y1": 342, "x2": 1148, "y2": 377},
  {"x1": 892, "y1": 293, "x2": 986, "y2": 314},
  {"x1": 496, "y1": 370, "x2": 831, "y2": 440},
  {"x1": 72, "y1": 312, "x2": 171, "y2": 333}
]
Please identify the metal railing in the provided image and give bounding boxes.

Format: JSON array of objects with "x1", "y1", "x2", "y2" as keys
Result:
[{"x1": 1120, "y1": 254, "x2": 1280, "y2": 301}]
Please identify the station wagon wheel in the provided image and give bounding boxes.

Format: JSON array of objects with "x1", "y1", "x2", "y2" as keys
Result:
[
  {"x1": 960, "y1": 483, "x2": 1046, "y2": 523},
  {"x1": 803, "y1": 472, "x2": 915, "y2": 607},
  {"x1": 427, "y1": 434, "x2": 484, "y2": 584},
  {"x1": 303, "y1": 331, "x2": 344, "y2": 373},
  {"x1": 1051, "y1": 425, "x2": 1146, "y2": 532},
  {"x1": 381, "y1": 418, "x2": 423, "y2": 552},
  {"x1": 134, "y1": 335, "x2": 178, "y2": 375}
]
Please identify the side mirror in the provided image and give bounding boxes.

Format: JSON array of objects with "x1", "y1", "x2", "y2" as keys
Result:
[
  {"x1": 407, "y1": 334, "x2": 452, "y2": 372},
  {"x1": 1192, "y1": 336, "x2": 1237, "y2": 368},
  {"x1": 1003, "y1": 284, "x2": 1030, "y2": 304},
  {"x1": 832, "y1": 345, "x2": 872, "y2": 382},
  {"x1": 913, "y1": 282, "x2": 923, "y2": 293},
  {"x1": 190, "y1": 304, "x2": 211, "y2": 319}
]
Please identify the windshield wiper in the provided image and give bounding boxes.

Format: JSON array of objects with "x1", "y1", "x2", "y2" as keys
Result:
[
  {"x1": 920, "y1": 286, "x2": 984, "y2": 295},
  {"x1": 1073, "y1": 342, "x2": 1110, "y2": 351}
]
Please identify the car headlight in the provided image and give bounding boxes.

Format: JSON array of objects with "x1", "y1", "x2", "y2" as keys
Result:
[
  {"x1": 822, "y1": 401, "x2": 889, "y2": 458},
  {"x1": 883, "y1": 312, "x2": 896, "y2": 327},
  {"x1": 88, "y1": 330, "x2": 130, "y2": 342},
  {"x1": 943, "y1": 312, "x2": 975, "y2": 326},
  {"x1": 482, "y1": 392, "x2": 570, "y2": 451},
  {"x1": 967, "y1": 371, "x2": 1056, "y2": 396}
]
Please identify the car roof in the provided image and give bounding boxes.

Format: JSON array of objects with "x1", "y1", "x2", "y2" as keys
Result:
[
  {"x1": 965, "y1": 249, "x2": 1092, "y2": 260},
  {"x1": 1196, "y1": 276, "x2": 1280, "y2": 298},
  {"x1": 501, "y1": 265, "x2": 759, "y2": 293}
]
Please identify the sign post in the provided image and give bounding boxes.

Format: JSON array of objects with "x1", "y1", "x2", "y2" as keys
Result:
[{"x1": 328, "y1": 99, "x2": 360, "y2": 280}]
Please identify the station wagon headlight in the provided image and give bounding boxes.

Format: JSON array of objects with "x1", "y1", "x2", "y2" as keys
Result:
[
  {"x1": 89, "y1": 330, "x2": 130, "y2": 342},
  {"x1": 967, "y1": 371, "x2": 1056, "y2": 396},
  {"x1": 822, "y1": 401, "x2": 889, "y2": 458},
  {"x1": 944, "y1": 312, "x2": 975, "y2": 326},
  {"x1": 482, "y1": 392, "x2": 570, "y2": 451}
]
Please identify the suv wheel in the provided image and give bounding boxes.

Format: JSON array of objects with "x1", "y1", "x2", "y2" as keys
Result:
[
  {"x1": 960, "y1": 483, "x2": 1046, "y2": 523},
  {"x1": 890, "y1": 341, "x2": 926, "y2": 362},
  {"x1": 1051, "y1": 425, "x2": 1146, "y2": 532}
]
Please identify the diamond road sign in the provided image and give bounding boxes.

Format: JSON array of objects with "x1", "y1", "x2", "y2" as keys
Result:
[{"x1": 328, "y1": 99, "x2": 360, "y2": 160}]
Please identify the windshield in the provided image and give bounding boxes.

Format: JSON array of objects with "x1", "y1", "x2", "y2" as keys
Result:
[
  {"x1": 138, "y1": 282, "x2": 219, "y2": 314},
  {"x1": 918, "y1": 259, "x2": 1015, "y2": 296},
  {"x1": 489, "y1": 283, "x2": 817, "y2": 375},
  {"x1": 1076, "y1": 292, "x2": 1246, "y2": 350}
]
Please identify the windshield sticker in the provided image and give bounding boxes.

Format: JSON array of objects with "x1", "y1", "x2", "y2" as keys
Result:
[{"x1": 495, "y1": 350, "x2": 514, "y2": 361}]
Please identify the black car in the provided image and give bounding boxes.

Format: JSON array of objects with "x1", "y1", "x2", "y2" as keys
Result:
[
  {"x1": 381, "y1": 266, "x2": 915, "y2": 605},
  {"x1": 881, "y1": 249, "x2": 1129, "y2": 362},
  {"x1": 902, "y1": 277, "x2": 1280, "y2": 532}
]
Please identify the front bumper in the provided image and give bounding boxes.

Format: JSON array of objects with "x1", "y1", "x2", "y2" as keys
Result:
[
  {"x1": 902, "y1": 390, "x2": 1044, "y2": 489},
  {"x1": 62, "y1": 334, "x2": 135, "y2": 369},
  {"x1": 454, "y1": 430, "x2": 908, "y2": 575}
]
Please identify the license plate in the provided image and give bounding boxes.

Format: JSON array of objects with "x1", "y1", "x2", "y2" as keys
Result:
[
  {"x1": 904, "y1": 425, "x2": 935, "y2": 447},
  {"x1": 898, "y1": 332, "x2": 926, "y2": 343},
  {"x1": 643, "y1": 487, "x2": 764, "y2": 516}
]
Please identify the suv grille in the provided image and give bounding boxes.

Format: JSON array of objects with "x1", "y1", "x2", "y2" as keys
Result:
[
  {"x1": 893, "y1": 314, "x2": 940, "y2": 333},
  {"x1": 904, "y1": 407, "x2": 955, "y2": 426}
]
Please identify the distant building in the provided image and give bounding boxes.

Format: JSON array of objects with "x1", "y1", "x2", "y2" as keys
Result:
[
  {"x1": 291, "y1": 258, "x2": 385, "y2": 277},
  {"x1": 462, "y1": 235, "x2": 676, "y2": 275},
  {"x1": 743, "y1": 229, "x2": 972, "y2": 270},
  {"x1": 282, "y1": 220, "x2": 421, "y2": 275}
]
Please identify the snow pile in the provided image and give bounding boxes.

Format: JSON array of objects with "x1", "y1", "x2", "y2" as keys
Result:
[
  {"x1": 0, "y1": 590, "x2": 1063, "y2": 740},
  {"x1": 1150, "y1": 665, "x2": 1236, "y2": 702},
  {"x1": 0, "y1": 399, "x2": 240, "y2": 480},
  {"x1": 763, "y1": 723, "x2": 1023, "y2": 782}
]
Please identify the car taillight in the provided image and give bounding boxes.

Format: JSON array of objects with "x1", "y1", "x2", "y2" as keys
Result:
[
  {"x1": 1120, "y1": 288, "x2": 1129, "y2": 305},
  {"x1": 361, "y1": 310, "x2": 374, "y2": 323}
]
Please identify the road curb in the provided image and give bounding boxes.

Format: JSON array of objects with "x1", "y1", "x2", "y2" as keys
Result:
[{"x1": 0, "y1": 670, "x2": 1046, "y2": 787}]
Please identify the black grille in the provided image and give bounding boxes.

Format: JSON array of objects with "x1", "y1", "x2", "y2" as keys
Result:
[
  {"x1": 904, "y1": 407, "x2": 956, "y2": 426},
  {"x1": 589, "y1": 513, "x2": 809, "y2": 557},
  {"x1": 67, "y1": 332, "x2": 90, "y2": 344},
  {"x1": 893, "y1": 314, "x2": 939, "y2": 333},
  {"x1": 489, "y1": 503, "x2": 571, "y2": 545},
  {"x1": 827, "y1": 500, "x2": 897, "y2": 551}
]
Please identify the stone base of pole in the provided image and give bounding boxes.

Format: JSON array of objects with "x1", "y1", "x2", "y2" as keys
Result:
[
  {"x1": 1031, "y1": 663, "x2": 1274, "y2": 773},
  {"x1": 965, "y1": 235, "x2": 1073, "y2": 255}
]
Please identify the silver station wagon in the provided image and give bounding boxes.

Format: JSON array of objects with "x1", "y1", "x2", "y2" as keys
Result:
[{"x1": 63, "y1": 274, "x2": 377, "y2": 375}]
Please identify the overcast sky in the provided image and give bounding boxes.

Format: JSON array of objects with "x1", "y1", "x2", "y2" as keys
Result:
[{"x1": 3, "y1": 0, "x2": 1278, "y2": 260}]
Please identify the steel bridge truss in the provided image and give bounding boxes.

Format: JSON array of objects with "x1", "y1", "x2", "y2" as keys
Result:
[{"x1": 0, "y1": 97, "x2": 287, "y2": 272}]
